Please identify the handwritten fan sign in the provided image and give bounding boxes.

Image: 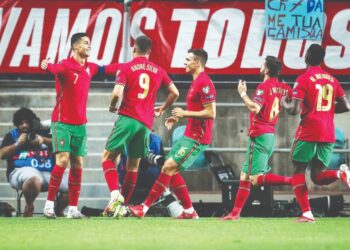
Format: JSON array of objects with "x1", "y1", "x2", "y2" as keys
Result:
[{"x1": 265, "y1": 0, "x2": 324, "y2": 40}]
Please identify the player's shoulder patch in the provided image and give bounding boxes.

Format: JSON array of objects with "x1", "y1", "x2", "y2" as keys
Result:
[
  {"x1": 202, "y1": 86, "x2": 210, "y2": 94},
  {"x1": 256, "y1": 89, "x2": 264, "y2": 96}
]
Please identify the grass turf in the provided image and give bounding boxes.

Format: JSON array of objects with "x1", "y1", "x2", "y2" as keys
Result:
[{"x1": 0, "y1": 217, "x2": 349, "y2": 250}]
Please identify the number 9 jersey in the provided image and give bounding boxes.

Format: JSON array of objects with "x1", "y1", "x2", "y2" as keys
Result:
[
  {"x1": 249, "y1": 78, "x2": 292, "y2": 138},
  {"x1": 292, "y1": 66, "x2": 345, "y2": 143},
  {"x1": 115, "y1": 57, "x2": 173, "y2": 129}
]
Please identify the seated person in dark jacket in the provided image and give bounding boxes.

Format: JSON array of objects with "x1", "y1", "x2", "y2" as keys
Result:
[{"x1": 0, "y1": 108, "x2": 68, "y2": 217}]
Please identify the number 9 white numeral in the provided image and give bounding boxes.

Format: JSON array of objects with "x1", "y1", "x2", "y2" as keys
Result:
[{"x1": 138, "y1": 73, "x2": 150, "y2": 99}]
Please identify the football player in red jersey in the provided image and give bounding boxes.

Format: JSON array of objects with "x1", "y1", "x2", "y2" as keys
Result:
[
  {"x1": 282, "y1": 44, "x2": 350, "y2": 222},
  {"x1": 101, "y1": 36, "x2": 179, "y2": 217},
  {"x1": 129, "y1": 49, "x2": 216, "y2": 219},
  {"x1": 222, "y1": 56, "x2": 293, "y2": 220},
  {"x1": 41, "y1": 33, "x2": 100, "y2": 219}
]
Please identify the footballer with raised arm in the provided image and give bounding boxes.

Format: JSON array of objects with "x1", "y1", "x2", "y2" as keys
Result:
[
  {"x1": 222, "y1": 56, "x2": 293, "y2": 220},
  {"x1": 41, "y1": 32, "x2": 100, "y2": 219}
]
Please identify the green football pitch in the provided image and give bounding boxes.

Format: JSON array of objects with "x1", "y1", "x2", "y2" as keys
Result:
[{"x1": 0, "y1": 217, "x2": 349, "y2": 250}]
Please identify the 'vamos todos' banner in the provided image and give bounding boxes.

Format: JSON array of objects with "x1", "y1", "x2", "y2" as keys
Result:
[{"x1": 0, "y1": 0, "x2": 349, "y2": 75}]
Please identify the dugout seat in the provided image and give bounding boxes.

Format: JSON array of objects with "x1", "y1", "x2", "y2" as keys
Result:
[
  {"x1": 328, "y1": 128, "x2": 349, "y2": 170},
  {"x1": 204, "y1": 151, "x2": 235, "y2": 183},
  {"x1": 204, "y1": 151, "x2": 273, "y2": 216},
  {"x1": 16, "y1": 189, "x2": 23, "y2": 217},
  {"x1": 16, "y1": 189, "x2": 60, "y2": 217}
]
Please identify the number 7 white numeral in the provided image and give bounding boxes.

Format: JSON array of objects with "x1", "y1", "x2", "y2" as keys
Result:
[{"x1": 73, "y1": 73, "x2": 79, "y2": 84}]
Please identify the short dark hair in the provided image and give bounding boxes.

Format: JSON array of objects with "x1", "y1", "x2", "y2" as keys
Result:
[
  {"x1": 71, "y1": 32, "x2": 88, "y2": 48},
  {"x1": 265, "y1": 56, "x2": 282, "y2": 77},
  {"x1": 13, "y1": 107, "x2": 40, "y2": 128},
  {"x1": 188, "y1": 49, "x2": 208, "y2": 66},
  {"x1": 305, "y1": 44, "x2": 325, "y2": 66},
  {"x1": 134, "y1": 35, "x2": 152, "y2": 54}
]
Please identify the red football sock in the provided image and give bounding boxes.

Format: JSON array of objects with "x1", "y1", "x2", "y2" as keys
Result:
[
  {"x1": 292, "y1": 174, "x2": 311, "y2": 213},
  {"x1": 314, "y1": 170, "x2": 339, "y2": 185},
  {"x1": 170, "y1": 173, "x2": 192, "y2": 209},
  {"x1": 68, "y1": 167, "x2": 82, "y2": 206},
  {"x1": 231, "y1": 180, "x2": 251, "y2": 217},
  {"x1": 102, "y1": 160, "x2": 119, "y2": 192},
  {"x1": 144, "y1": 172, "x2": 171, "y2": 207},
  {"x1": 47, "y1": 165, "x2": 65, "y2": 201},
  {"x1": 257, "y1": 173, "x2": 292, "y2": 186},
  {"x1": 121, "y1": 171, "x2": 138, "y2": 204}
]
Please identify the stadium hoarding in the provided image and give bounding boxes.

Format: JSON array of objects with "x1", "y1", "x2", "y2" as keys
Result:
[
  {"x1": 0, "y1": 0, "x2": 124, "y2": 74},
  {"x1": 0, "y1": 0, "x2": 349, "y2": 75}
]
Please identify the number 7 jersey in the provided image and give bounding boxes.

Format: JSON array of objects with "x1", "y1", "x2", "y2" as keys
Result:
[
  {"x1": 116, "y1": 56, "x2": 173, "y2": 129},
  {"x1": 249, "y1": 78, "x2": 292, "y2": 138},
  {"x1": 292, "y1": 66, "x2": 345, "y2": 142}
]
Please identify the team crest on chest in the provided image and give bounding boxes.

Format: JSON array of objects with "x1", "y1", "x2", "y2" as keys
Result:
[
  {"x1": 86, "y1": 66, "x2": 90, "y2": 75},
  {"x1": 60, "y1": 139, "x2": 65, "y2": 147},
  {"x1": 202, "y1": 86, "x2": 210, "y2": 94}
]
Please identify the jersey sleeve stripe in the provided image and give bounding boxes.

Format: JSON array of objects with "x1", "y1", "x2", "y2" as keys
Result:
[
  {"x1": 202, "y1": 100, "x2": 216, "y2": 105},
  {"x1": 292, "y1": 97, "x2": 303, "y2": 101},
  {"x1": 254, "y1": 100, "x2": 263, "y2": 107},
  {"x1": 115, "y1": 82, "x2": 125, "y2": 86},
  {"x1": 336, "y1": 94, "x2": 346, "y2": 100}
]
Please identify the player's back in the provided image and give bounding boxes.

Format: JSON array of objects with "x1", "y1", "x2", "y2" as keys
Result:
[
  {"x1": 249, "y1": 78, "x2": 291, "y2": 137},
  {"x1": 117, "y1": 57, "x2": 172, "y2": 129},
  {"x1": 293, "y1": 66, "x2": 344, "y2": 142}
]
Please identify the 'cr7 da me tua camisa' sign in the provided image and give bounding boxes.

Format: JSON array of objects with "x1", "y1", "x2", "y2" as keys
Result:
[{"x1": 265, "y1": 0, "x2": 324, "y2": 40}]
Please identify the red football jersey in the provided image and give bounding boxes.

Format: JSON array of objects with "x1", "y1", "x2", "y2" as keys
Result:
[
  {"x1": 249, "y1": 78, "x2": 292, "y2": 138},
  {"x1": 47, "y1": 57, "x2": 98, "y2": 125},
  {"x1": 184, "y1": 71, "x2": 216, "y2": 145},
  {"x1": 292, "y1": 66, "x2": 345, "y2": 142},
  {"x1": 104, "y1": 63, "x2": 120, "y2": 76},
  {"x1": 116, "y1": 56, "x2": 173, "y2": 129}
]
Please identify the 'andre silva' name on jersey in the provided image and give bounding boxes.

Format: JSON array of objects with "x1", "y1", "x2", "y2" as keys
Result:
[
  {"x1": 269, "y1": 87, "x2": 289, "y2": 96},
  {"x1": 131, "y1": 63, "x2": 158, "y2": 74}
]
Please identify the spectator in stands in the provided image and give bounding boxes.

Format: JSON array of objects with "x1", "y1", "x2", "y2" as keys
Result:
[{"x1": 0, "y1": 108, "x2": 68, "y2": 217}]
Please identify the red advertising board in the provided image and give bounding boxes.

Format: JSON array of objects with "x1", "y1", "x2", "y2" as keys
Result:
[
  {"x1": 0, "y1": 0, "x2": 349, "y2": 75},
  {"x1": 0, "y1": 0, "x2": 124, "y2": 74}
]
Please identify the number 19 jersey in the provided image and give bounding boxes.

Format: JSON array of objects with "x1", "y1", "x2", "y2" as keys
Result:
[
  {"x1": 292, "y1": 66, "x2": 345, "y2": 142},
  {"x1": 249, "y1": 78, "x2": 292, "y2": 138},
  {"x1": 116, "y1": 56, "x2": 173, "y2": 129}
]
